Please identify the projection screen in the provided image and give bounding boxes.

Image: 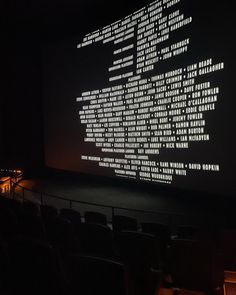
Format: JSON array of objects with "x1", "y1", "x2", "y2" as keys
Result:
[{"x1": 43, "y1": 0, "x2": 236, "y2": 196}]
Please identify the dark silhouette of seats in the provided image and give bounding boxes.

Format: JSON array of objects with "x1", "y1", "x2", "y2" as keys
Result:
[
  {"x1": 176, "y1": 225, "x2": 200, "y2": 239},
  {"x1": 0, "y1": 206, "x2": 18, "y2": 238},
  {"x1": 7, "y1": 236, "x2": 70, "y2": 295},
  {"x1": 141, "y1": 222, "x2": 170, "y2": 272},
  {"x1": 84, "y1": 211, "x2": 107, "y2": 225},
  {"x1": 64, "y1": 254, "x2": 126, "y2": 295},
  {"x1": 60, "y1": 208, "x2": 81, "y2": 236},
  {"x1": 141, "y1": 221, "x2": 170, "y2": 236},
  {"x1": 169, "y1": 239, "x2": 224, "y2": 294},
  {"x1": 18, "y1": 214, "x2": 46, "y2": 240},
  {"x1": 60, "y1": 208, "x2": 81, "y2": 226},
  {"x1": 0, "y1": 236, "x2": 9, "y2": 294},
  {"x1": 44, "y1": 216, "x2": 79, "y2": 252},
  {"x1": 22, "y1": 200, "x2": 39, "y2": 216},
  {"x1": 113, "y1": 215, "x2": 138, "y2": 233},
  {"x1": 78, "y1": 223, "x2": 114, "y2": 258},
  {"x1": 141, "y1": 222, "x2": 170, "y2": 245},
  {"x1": 40, "y1": 204, "x2": 58, "y2": 220},
  {"x1": 115, "y1": 231, "x2": 163, "y2": 295},
  {"x1": 0, "y1": 197, "x2": 22, "y2": 217},
  {"x1": 115, "y1": 230, "x2": 161, "y2": 269},
  {"x1": 219, "y1": 229, "x2": 236, "y2": 270}
]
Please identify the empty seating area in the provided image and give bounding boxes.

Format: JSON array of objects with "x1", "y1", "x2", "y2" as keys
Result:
[{"x1": 0, "y1": 194, "x2": 236, "y2": 295}]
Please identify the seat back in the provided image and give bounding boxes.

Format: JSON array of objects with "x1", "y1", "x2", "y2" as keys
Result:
[
  {"x1": 219, "y1": 229, "x2": 236, "y2": 270},
  {"x1": 64, "y1": 254, "x2": 126, "y2": 295},
  {"x1": 40, "y1": 204, "x2": 58, "y2": 220},
  {"x1": 115, "y1": 230, "x2": 161, "y2": 269},
  {"x1": 60, "y1": 208, "x2": 81, "y2": 223},
  {"x1": 7, "y1": 237, "x2": 68, "y2": 295},
  {"x1": 113, "y1": 215, "x2": 138, "y2": 233},
  {"x1": 169, "y1": 239, "x2": 224, "y2": 293},
  {"x1": 0, "y1": 206, "x2": 18, "y2": 238},
  {"x1": 78, "y1": 223, "x2": 114, "y2": 257},
  {"x1": 177, "y1": 225, "x2": 200, "y2": 239},
  {"x1": 18, "y1": 214, "x2": 46, "y2": 240},
  {"x1": 45, "y1": 216, "x2": 78, "y2": 251},
  {"x1": 23, "y1": 200, "x2": 39, "y2": 216},
  {"x1": 0, "y1": 198, "x2": 22, "y2": 217},
  {"x1": 141, "y1": 222, "x2": 170, "y2": 238},
  {"x1": 84, "y1": 211, "x2": 107, "y2": 225}
]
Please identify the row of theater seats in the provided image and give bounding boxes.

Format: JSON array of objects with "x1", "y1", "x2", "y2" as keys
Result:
[{"x1": 0, "y1": 195, "x2": 235, "y2": 295}]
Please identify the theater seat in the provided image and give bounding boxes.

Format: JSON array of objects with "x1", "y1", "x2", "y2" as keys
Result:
[
  {"x1": 0, "y1": 197, "x2": 22, "y2": 217},
  {"x1": 18, "y1": 214, "x2": 46, "y2": 240},
  {"x1": 78, "y1": 223, "x2": 114, "y2": 258},
  {"x1": 60, "y1": 208, "x2": 81, "y2": 233},
  {"x1": 44, "y1": 216, "x2": 79, "y2": 252},
  {"x1": 176, "y1": 225, "x2": 200, "y2": 239},
  {"x1": 219, "y1": 229, "x2": 236, "y2": 271},
  {"x1": 141, "y1": 222, "x2": 170, "y2": 251},
  {"x1": 169, "y1": 239, "x2": 224, "y2": 295},
  {"x1": 0, "y1": 206, "x2": 18, "y2": 239},
  {"x1": 115, "y1": 231, "x2": 163, "y2": 295},
  {"x1": 23, "y1": 200, "x2": 39, "y2": 216},
  {"x1": 64, "y1": 254, "x2": 126, "y2": 295},
  {"x1": 115, "y1": 230, "x2": 162, "y2": 269},
  {"x1": 7, "y1": 236, "x2": 70, "y2": 295},
  {"x1": 0, "y1": 236, "x2": 9, "y2": 294},
  {"x1": 141, "y1": 222, "x2": 170, "y2": 239},
  {"x1": 40, "y1": 204, "x2": 58, "y2": 220},
  {"x1": 84, "y1": 211, "x2": 107, "y2": 225},
  {"x1": 60, "y1": 208, "x2": 81, "y2": 221},
  {"x1": 113, "y1": 215, "x2": 138, "y2": 233}
]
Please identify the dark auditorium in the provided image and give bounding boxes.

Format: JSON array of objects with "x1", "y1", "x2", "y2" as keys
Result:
[{"x1": 1, "y1": 0, "x2": 236, "y2": 294}]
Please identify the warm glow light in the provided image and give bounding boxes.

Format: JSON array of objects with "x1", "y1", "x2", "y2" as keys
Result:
[
  {"x1": 0, "y1": 177, "x2": 11, "y2": 194},
  {"x1": 0, "y1": 168, "x2": 23, "y2": 194}
]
